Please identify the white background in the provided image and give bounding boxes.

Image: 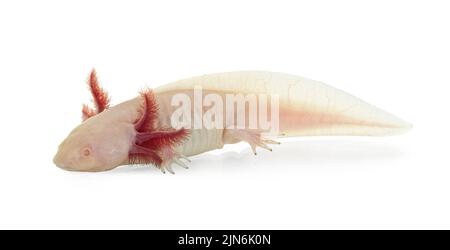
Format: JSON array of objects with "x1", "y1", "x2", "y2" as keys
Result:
[{"x1": 0, "y1": 0, "x2": 449, "y2": 229}]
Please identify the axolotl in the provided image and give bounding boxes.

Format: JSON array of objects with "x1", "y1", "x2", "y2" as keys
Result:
[{"x1": 53, "y1": 70, "x2": 411, "y2": 173}]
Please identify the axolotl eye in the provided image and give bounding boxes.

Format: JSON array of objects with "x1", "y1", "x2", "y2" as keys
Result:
[
  {"x1": 82, "y1": 148, "x2": 91, "y2": 157},
  {"x1": 80, "y1": 146, "x2": 92, "y2": 158}
]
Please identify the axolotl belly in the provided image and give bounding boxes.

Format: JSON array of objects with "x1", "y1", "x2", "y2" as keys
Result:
[{"x1": 53, "y1": 71, "x2": 411, "y2": 173}]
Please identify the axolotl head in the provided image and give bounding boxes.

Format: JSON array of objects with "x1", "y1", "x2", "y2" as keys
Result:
[
  {"x1": 53, "y1": 69, "x2": 135, "y2": 172},
  {"x1": 53, "y1": 112, "x2": 134, "y2": 172},
  {"x1": 53, "y1": 69, "x2": 186, "y2": 172}
]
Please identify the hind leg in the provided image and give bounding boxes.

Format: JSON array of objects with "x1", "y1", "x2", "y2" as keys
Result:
[{"x1": 223, "y1": 129, "x2": 280, "y2": 155}]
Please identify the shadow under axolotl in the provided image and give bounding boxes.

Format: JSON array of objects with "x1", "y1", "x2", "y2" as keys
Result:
[{"x1": 111, "y1": 139, "x2": 406, "y2": 174}]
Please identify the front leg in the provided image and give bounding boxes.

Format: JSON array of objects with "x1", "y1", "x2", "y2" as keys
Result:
[
  {"x1": 223, "y1": 129, "x2": 280, "y2": 155},
  {"x1": 128, "y1": 89, "x2": 191, "y2": 173},
  {"x1": 158, "y1": 146, "x2": 191, "y2": 174}
]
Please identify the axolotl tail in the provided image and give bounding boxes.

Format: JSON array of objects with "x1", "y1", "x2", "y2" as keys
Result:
[{"x1": 155, "y1": 71, "x2": 411, "y2": 137}]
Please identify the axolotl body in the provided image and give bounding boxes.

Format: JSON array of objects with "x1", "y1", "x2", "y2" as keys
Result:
[{"x1": 53, "y1": 70, "x2": 411, "y2": 173}]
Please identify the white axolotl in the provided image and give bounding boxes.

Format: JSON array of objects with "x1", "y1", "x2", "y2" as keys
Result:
[{"x1": 53, "y1": 70, "x2": 411, "y2": 173}]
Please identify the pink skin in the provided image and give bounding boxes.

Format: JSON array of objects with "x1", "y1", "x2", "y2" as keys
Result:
[
  {"x1": 54, "y1": 69, "x2": 191, "y2": 173},
  {"x1": 54, "y1": 70, "x2": 410, "y2": 173},
  {"x1": 53, "y1": 98, "x2": 140, "y2": 172}
]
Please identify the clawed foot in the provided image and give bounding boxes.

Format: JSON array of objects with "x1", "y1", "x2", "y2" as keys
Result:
[
  {"x1": 224, "y1": 129, "x2": 281, "y2": 155},
  {"x1": 159, "y1": 148, "x2": 191, "y2": 174},
  {"x1": 247, "y1": 132, "x2": 280, "y2": 155}
]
